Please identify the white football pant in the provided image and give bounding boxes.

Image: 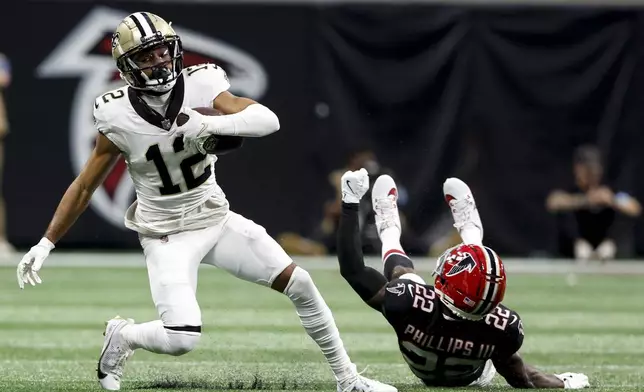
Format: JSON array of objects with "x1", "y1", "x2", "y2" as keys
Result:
[{"x1": 139, "y1": 211, "x2": 293, "y2": 327}]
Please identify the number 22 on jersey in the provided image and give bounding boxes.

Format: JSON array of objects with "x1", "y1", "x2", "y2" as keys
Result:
[{"x1": 410, "y1": 284, "x2": 436, "y2": 313}]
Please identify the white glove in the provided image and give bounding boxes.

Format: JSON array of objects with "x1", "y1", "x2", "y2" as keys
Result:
[
  {"x1": 183, "y1": 135, "x2": 211, "y2": 155},
  {"x1": 174, "y1": 107, "x2": 212, "y2": 154},
  {"x1": 17, "y1": 238, "x2": 55, "y2": 289},
  {"x1": 341, "y1": 168, "x2": 370, "y2": 204},
  {"x1": 555, "y1": 373, "x2": 590, "y2": 389},
  {"x1": 175, "y1": 107, "x2": 207, "y2": 139}
]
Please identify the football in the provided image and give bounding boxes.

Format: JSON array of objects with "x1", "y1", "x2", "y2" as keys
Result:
[
  {"x1": 192, "y1": 106, "x2": 224, "y2": 117},
  {"x1": 176, "y1": 107, "x2": 244, "y2": 155}
]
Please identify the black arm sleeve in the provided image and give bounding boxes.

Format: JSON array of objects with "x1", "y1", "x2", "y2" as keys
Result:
[{"x1": 337, "y1": 202, "x2": 388, "y2": 304}]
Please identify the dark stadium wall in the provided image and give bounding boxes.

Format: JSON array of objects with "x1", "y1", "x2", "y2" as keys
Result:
[{"x1": 2, "y1": 2, "x2": 644, "y2": 256}]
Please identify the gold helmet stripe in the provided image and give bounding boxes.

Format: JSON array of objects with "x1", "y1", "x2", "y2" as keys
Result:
[{"x1": 130, "y1": 12, "x2": 154, "y2": 38}]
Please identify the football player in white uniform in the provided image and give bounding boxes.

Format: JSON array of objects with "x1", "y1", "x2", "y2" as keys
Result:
[{"x1": 16, "y1": 12, "x2": 397, "y2": 392}]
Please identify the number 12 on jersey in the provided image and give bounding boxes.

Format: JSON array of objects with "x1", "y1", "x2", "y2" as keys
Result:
[{"x1": 145, "y1": 135, "x2": 211, "y2": 195}]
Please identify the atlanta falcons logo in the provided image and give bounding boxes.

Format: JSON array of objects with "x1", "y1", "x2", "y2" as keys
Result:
[
  {"x1": 386, "y1": 282, "x2": 405, "y2": 296},
  {"x1": 35, "y1": 6, "x2": 268, "y2": 229},
  {"x1": 445, "y1": 253, "x2": 477, "y2": 277}
]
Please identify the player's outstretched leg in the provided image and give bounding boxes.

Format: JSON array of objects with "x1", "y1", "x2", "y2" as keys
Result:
[
  {"x1": 207, "y1": 212, "x2": 397, "y2": 392},
  {"x1": 371, "y1": 175, "x2": 417, "y2": 282},
  {"x1": 443, "y1": 178, "x2": 483, "y2": 246},
  {"x1": 274, "y1": 265, "x2": 397, "y2": 392}
]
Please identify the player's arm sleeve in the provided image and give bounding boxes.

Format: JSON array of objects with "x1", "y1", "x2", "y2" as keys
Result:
[
  {"x1": 380, "y1": 279, "x2": 413, "y2": 330},
  {"x1": 186, "y1": 63, "x2": 230, "y2": 105},
  {"x1": 189, "y1": 64, "x2": 279, "y2": 138},
  {"x1": 498, "y1": 330, "x2": 524, "y2": 360},
  {"x1": 93, "y1": 104, "x2": 126, "y2": 153},
  {"x1": 492, "y1": 328, "x2": 532, "y2": 386},
  {"x1": 337, "y1": 202, "x2": 388, "y2": 310},
  {"x1": 204, "y1": 64, "x2": 231, "y2": 102},
  {"x1": 496, "y1": 311, "x2": 566, "y2": 388},
  {"x1": 495, "y1": 310, "x2": 525, "y2": 360},
  {"x1": 492, "y1": 311, "x2": 539, "y2": 388}
]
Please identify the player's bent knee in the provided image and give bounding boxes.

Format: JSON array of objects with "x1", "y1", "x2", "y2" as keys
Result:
[
  {"x1": 164, "y1": 327, "x2": 201, "y2": 356},
  {"x1": 283, "y1": 266, "x2": 315, "y2": 302},
  {"x1": 166, "y1": 332, "x2": 200, "y2": 356}
]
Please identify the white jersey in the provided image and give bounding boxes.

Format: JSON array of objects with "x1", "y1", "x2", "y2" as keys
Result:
[{"x1": 93, "y1": 63, "x2": 231, "y2": 236}]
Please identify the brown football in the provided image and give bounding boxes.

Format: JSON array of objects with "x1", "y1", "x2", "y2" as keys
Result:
[
  {"x1": 193, "y1": 106, "x2": 224, "y2": 116},
  {"x1": 176, "y1": 107, "x2": 222, "y2": 126}
]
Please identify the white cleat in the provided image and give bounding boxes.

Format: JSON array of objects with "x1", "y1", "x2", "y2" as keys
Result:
[
  {"x1": 443, "y1": 178, "x2": 483, "y2": 237},
  {"x1": 337, "y1": 365, "x2": 398, "y2": 392},
  {"x1": 97, "y1": 316, "x2": 134, "y2": 391},
  {"x1": 371, "y1": 175, "x2": 402, "y2": 237}
]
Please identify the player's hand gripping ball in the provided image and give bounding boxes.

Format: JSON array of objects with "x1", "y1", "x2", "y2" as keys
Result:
[{"x1": 176, "y1": 107, "x2": 244, "y2": 155}]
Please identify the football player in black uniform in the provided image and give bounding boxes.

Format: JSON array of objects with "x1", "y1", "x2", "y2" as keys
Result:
[{"x1": 336, "y1": 169, "x2": 590, "y2": 389}]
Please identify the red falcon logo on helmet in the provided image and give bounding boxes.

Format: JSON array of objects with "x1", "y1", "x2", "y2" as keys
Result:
[
  {"x1": 434, "y1": 244, "x2": 506, "y2": 320},
  {"x1": 445, "y1": 253, "x2": 477, "y2": 277}
]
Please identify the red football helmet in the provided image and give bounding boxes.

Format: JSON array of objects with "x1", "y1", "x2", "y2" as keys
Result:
[{"x1": 433, "y1": 244, "x2": 506, "y2": 320}]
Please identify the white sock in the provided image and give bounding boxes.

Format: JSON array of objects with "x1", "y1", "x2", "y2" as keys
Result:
[
  {"x1": 285, "y1": 267, "x2": 356, "y2": 384},
  {"x1": 121, "y1": 320, "x2": 168, "y2": 353},
  {"x1": 120, "y1": 320, "x2": 200, "y2": 356},
  {"x1": 380, "y1": 226, "x2": 402, "y2": 256},
  {"x1": 460, "y1": 225, "x2": 483, "y2": 246}
]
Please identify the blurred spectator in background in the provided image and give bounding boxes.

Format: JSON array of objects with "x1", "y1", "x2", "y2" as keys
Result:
[
  {"x1": 546, "y1": 145, "x2": 641, "y2": 261},
  {"x1": 279, "y1": 149, "x2": 428, "y2": 256},
  {"x1": 0, "y1": 53, "x2": 13, "y2": 256}
]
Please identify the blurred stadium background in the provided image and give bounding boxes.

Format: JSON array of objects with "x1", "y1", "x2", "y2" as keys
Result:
[{"x1": 1, "y1": 0, "x2": 643, "y2": 391}]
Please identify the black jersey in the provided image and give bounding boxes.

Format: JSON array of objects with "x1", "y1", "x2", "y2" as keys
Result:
[{"x1": 382, "y1": 278, "x2": 524, "y2": 387}]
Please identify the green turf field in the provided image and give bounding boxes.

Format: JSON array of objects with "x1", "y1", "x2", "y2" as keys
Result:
[{"x1": 1, "y1": 262, "x2": 643, "y2": 391}]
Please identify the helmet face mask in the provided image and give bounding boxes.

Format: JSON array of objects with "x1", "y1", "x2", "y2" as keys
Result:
[
  {"x1": 433, "y1": 244, "x2": 506, "y2": 321},
  {"x1": 112, "y1": 13, "x2": 184, "y2": 94}
]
